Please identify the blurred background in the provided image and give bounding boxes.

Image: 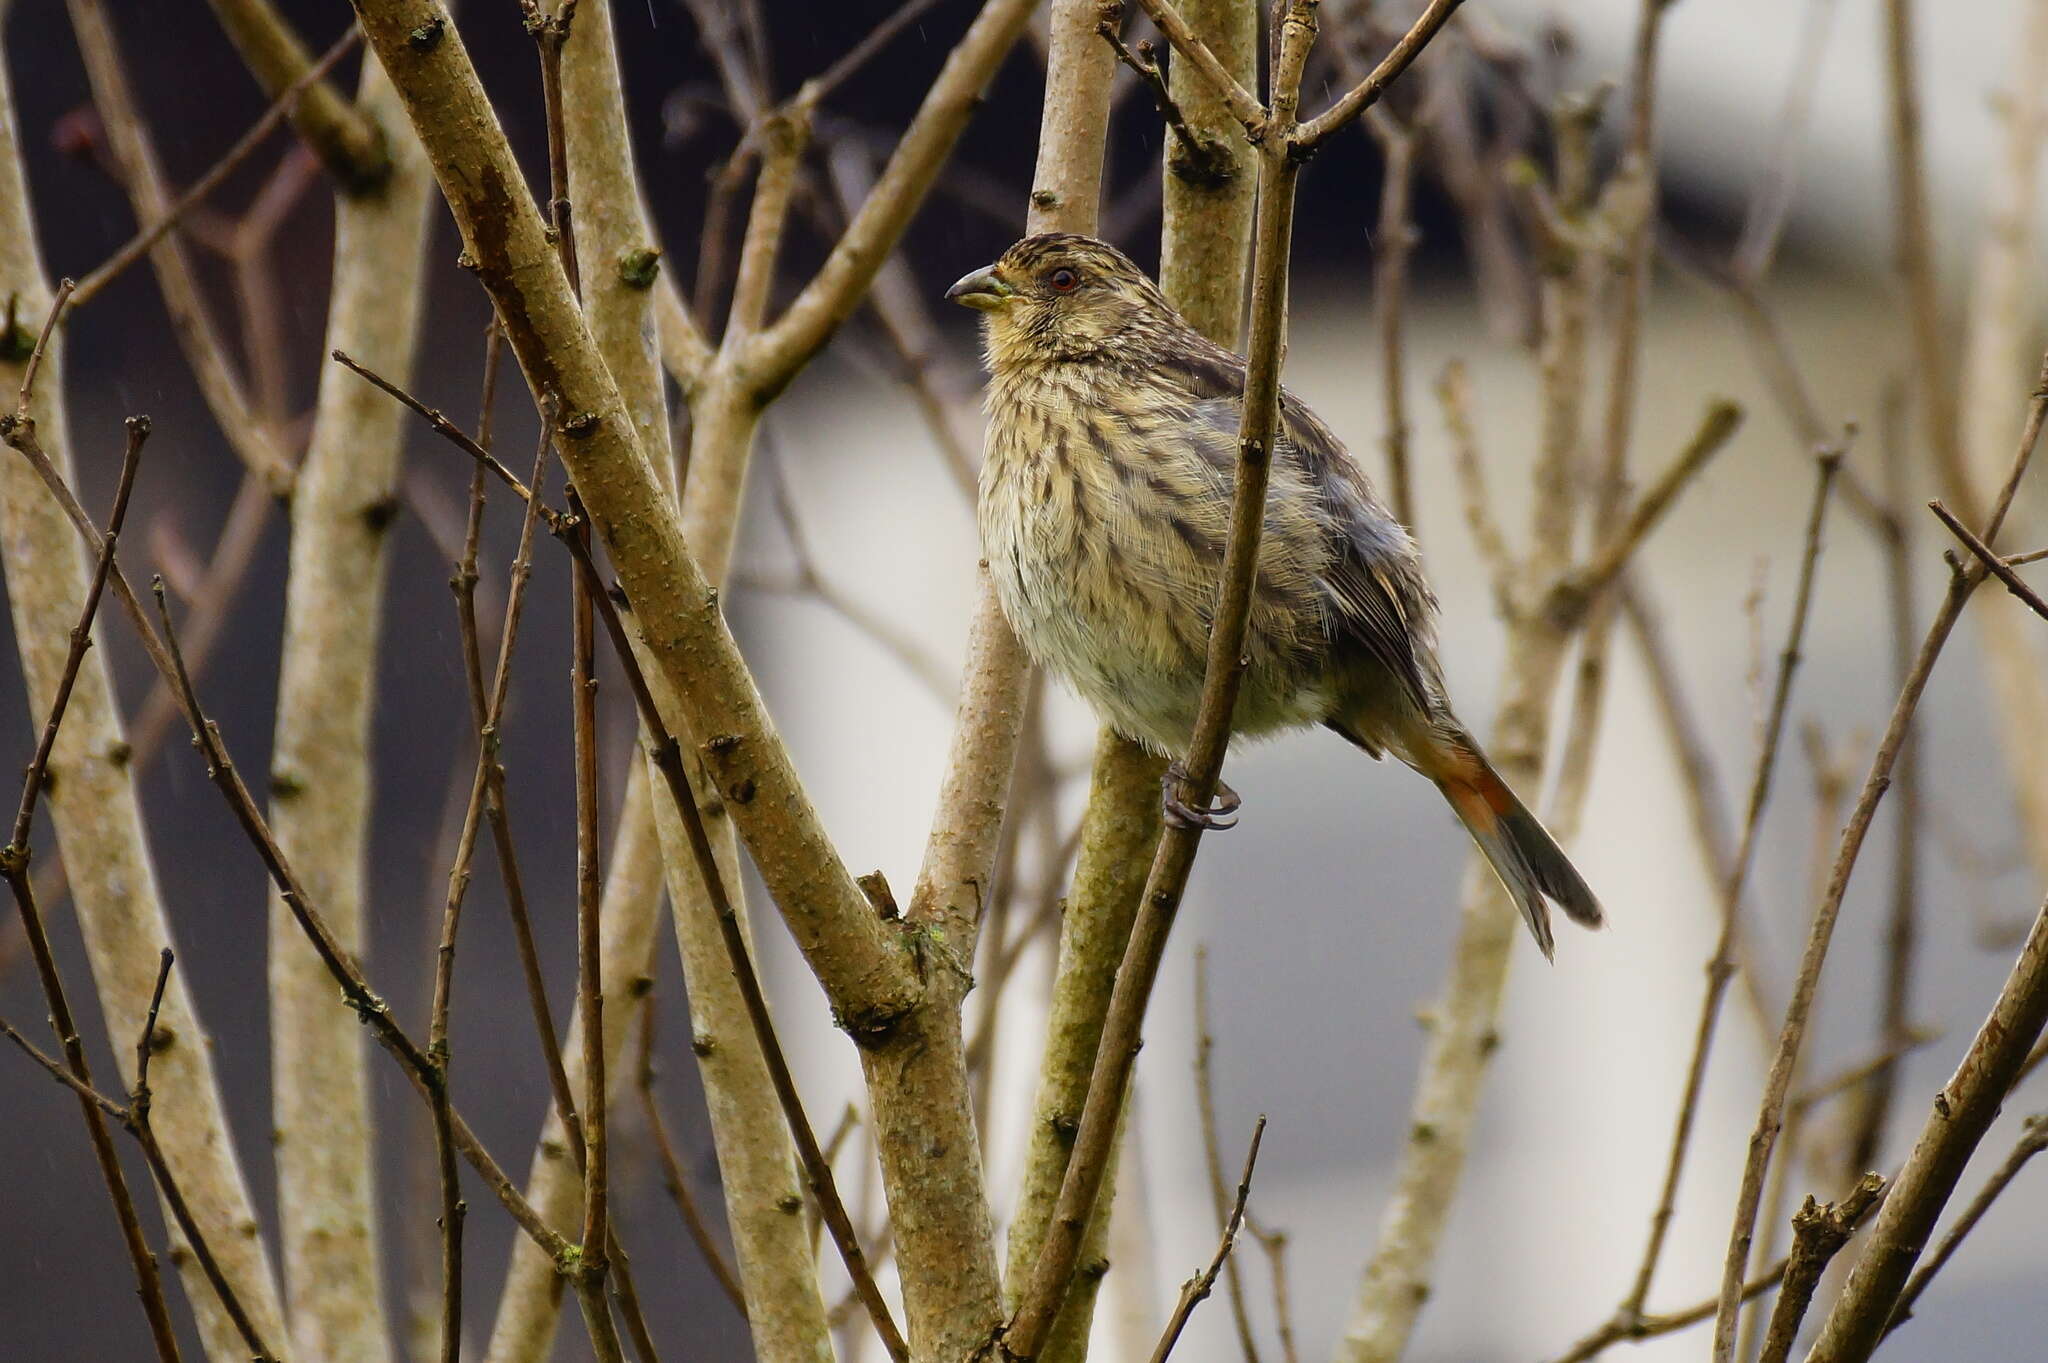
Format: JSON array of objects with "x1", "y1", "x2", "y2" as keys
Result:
[{"x1": 2, "y1": 2, "x2": 2046, "y2": 1361}]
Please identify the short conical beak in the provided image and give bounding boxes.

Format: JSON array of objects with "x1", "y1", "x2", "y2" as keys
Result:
[{"x1": 945, "y1": 265, "x2": 1014, "y2": 311}]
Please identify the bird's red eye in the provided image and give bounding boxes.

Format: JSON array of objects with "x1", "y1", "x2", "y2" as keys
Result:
[{"x1": 1047, "y1": 267, "x2": 1079, "y2": 293}]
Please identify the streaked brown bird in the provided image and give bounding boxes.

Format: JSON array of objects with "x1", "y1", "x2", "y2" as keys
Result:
[{"x1": 948, "y1": 233, "x2": 1603, "y2": 957}]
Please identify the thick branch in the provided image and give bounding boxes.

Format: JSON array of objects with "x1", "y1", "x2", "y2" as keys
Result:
[
  {"x1": 263, "y1": 47, "x2": 432, "y2": 1363},
  {"x1": 349, "y1": 0, "x2": 920, "y2": 1031}
]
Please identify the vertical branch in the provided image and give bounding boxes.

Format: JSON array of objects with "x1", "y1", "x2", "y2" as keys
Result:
[
  {"x1": 1843, "y1": 386, "x2": 1921, "y2": 1176},
  {"x1": 1002, "y1": 0, "x2": 1212, "y2": 1352},
  {"x1": 1010, "y1": 7, "x2": 1327, "y2": 1355},
  {"x1": 1193, "y1": 948, "x2": 1261, "y2": 1363},
  {"x1": 264, "y1": 44, "x2": 433, "y2": 1363},
  {"x1": 1366, "y1": 109, "x2": 1421, "y2": 529},
  {"x1": 1618, "y1": 451, "x2": 1841, "y2": 1324},
  {"x1": 1156, "y1": 0, "x2": 1259, "y2": 345},
  {"x1": 569, "y1": 492, "x2": 622, "y2": 1363},
  {"x1": 1544, "y1": 0, "x2": 1676, "y2": 840},
  {"x1": 484, "y1": 0, "x2": 676, "y2": 1351},
  {"x1": 1882, "y1": 0, "x2": 1965, "y2": 510},
  {"x1": 1006, "y1": 5, "x2": 1256, "y2": 1355},
  {"x1": 0, "y1": 33, "x2": 292, "y2": 1363}
]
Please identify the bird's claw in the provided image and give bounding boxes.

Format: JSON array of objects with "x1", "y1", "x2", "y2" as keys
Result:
[{"x1": 1161, "y1": 764, "x2": 1240, "y2": 831}]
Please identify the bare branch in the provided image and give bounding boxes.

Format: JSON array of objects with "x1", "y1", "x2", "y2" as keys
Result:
[
  {"x1": 741, "y1": 0, "x2": 1040, "y2": 391},
  {"x1": 1932, "y1": 498, "x2": 2048, "y2": 621},
  {"x1": 264, "y1": 46, "x2": 434, "y2": 1361},
  {"x1": 1885, "y1": 1112, "x2": 2048, "y2": 1335},
  {"x1": 1148, "y1": 1117, "x2": 1267, "y2": 1363},
  {"x1": 1008, "y1": 9, "x2": 1330, "y2": 1356},
  {"x1": 351, "y1": 0, "x2": 922, "y2": 1035},
  {"x1": 0, "y1": 418, "x2": 181, "y2": 1363},
  {"x1": 1097, "y1": 14, "x2": 1234, "y2": 186},
  {"x1": 1293, "y1": 0, "x2": 1465, "y2": 151},
  {"x1": 1127, "y1": 0, "x2": 1266, "y2": 135},
  {"x1": 1193, "y1": 947, "x2": 1261, "y2": 1363},
  {"x1": 558, "y1": 514, "x2": 909, "y2": 1362},
  {"x1": 8, "y1": 278, "x2": 70, "y2": 416}
]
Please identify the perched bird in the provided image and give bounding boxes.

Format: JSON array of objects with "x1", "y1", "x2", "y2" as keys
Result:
[{"x1": 947, "y1": 233, "x2": 1603, "y2": 957}]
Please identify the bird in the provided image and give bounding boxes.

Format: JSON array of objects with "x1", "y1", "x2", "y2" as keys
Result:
[{"x1": 946, "y1": 232, "x2": 1603, "y2": 958}]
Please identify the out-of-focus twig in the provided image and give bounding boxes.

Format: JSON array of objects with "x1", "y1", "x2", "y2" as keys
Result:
[{"x1": 201, "y1": 1, "x2": 389, "y2": 189}]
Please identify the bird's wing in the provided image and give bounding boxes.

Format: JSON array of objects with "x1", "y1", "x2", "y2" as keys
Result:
[
  {"x1": 1277, "y1": 396, "x2": 1440, "y2": 710},
  {"x1": 1164, "y1": 342, "x2": 1440, "y2": 712}
]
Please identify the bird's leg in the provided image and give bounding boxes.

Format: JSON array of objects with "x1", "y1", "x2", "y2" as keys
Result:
[{"x1": 1161, "y1": 761, "x2": 1241, "y2": 831}]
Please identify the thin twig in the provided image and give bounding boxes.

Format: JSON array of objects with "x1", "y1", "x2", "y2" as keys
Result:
[
  {"x1": 1847, "y1": 386, "x2": 1923, "y2": 1179},
  {"x1": 1, "y1": 422, "x2": 576, "y2": 1259},
  {"x1": 1097, "y1": 10, "x2": 1232, "y2": 185},
  {"x1": 9, "y1": 416, "x2": 147, "y2": 850},
  {"x1": 570, "y1": 486, "x2": 615, "y2": 1346},
  {"x1": 1808, "y1": 890, "x2": 2048, "y2": 1361},
  {"x1": 1149, "y1": 1118, "x2": 1266, "y2": 1363},
  {"x1": 0, "y1": 419, "x2": 180, "y2": 1363},
  {"x1": 0, "y1": 1007, "x2": 279, "y2": 1363},
  {"x1": 1931, "y1": 499, "x2": 2048, "y2": 621},
  {"x1": 10, "y1": 278, "x2": 72, "y2": 417},
  {"x1": 332, "y1": 349, "x2": 542, "y2": 508},
  {"x1": 1545, "y1": 1257, "x2": 1799, "y2": 1363},
  {"x1": 1367, "y1": 107, "x2": 1421, "y2": 528}
]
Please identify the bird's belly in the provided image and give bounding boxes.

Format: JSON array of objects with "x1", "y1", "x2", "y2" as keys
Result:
[{"x1": 981, "y1": 466, "x2": 1331, "y2": 755}]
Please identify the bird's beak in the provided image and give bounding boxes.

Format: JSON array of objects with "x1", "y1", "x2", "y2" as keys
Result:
[{"x1": 945, "y1": 265, "x2": 1015, "y2": 311}]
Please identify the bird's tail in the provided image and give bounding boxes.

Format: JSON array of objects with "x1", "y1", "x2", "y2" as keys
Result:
[{"x1": 1430, "y1": 739, "x2": 1603, "y2": 960}]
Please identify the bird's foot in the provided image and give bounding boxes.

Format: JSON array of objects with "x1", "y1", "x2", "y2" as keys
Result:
[{"x1": 1161, "y1": 763, "x2": 1241, "y2": 831}]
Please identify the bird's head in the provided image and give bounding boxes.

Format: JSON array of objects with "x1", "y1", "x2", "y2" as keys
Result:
[{"x1": 946, "y1": 234, "x2": 1177, "y2": 370}]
